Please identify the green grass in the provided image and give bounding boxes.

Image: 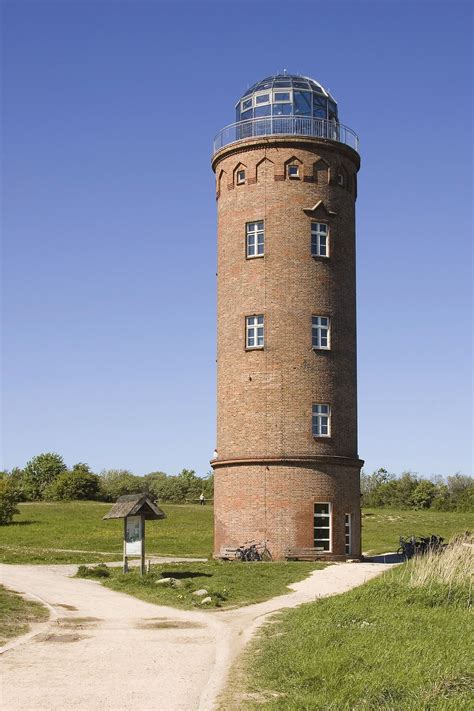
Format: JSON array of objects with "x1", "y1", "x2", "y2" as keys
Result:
[
  {"x1": 362, "y1": 508, "x2": 473, "y2": 555},
  {"x1": 0, "y1": 585, "x2": 49, "y2": 646},
  {"x1": 1, "y1": 502, "x2": 472, "y2": 564},
  {"x1": 76, "y1": 560, "x2": 325, "y2": 609},
  {"x1": 221, "y1": 557, "x2": 473, "y2": 710},
  {"x1": 0, "y1": 501, "x2": 213, "y2": 563}
]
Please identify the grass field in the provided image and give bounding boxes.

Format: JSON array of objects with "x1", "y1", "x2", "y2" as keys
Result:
[
  {"x1": 0, "y1": 502, "x2": 213, "y2": 563},
  {"x1": 77, "y1": 560, "x2": 325, "y2": 609},
  {"x1": 221, "y1": 540, "x2": 473, "y2": 710},
  {"x1": 0, "y1": 501, "x2": 472, "y2": 564},
  {"x1": 362, "y1": 507, "x2": 473, "y2": 555},
  {"x1": 0, "y1": 585, "x2": 49, "y2": 646}
]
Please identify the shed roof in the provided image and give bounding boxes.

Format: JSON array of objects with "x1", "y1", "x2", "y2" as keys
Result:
[{"x1": 102, "y1": 494, "x2": 166, "y2": 521}]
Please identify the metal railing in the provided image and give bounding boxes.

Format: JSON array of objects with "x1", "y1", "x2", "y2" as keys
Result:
[{"x1": 213, "y1": 116, "x2": 359, "y2": 155}]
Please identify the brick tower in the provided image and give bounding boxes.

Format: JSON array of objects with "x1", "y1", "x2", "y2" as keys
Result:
[{"x1": 211, "y1": 73, "x2": 363, "y2": 560}]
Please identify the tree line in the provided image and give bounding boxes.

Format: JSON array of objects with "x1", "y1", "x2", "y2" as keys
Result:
[
  {"x1": 361, "y1": 469, "x2": 473, "y2": 512},
  {"x1": 0, "y1": 452, "x2": 214, "y2": 524}
]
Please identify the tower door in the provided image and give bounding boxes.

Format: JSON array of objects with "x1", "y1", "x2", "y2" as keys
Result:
[{"x1": 314, "y1": 503, "x2": 332, "y2": 552}]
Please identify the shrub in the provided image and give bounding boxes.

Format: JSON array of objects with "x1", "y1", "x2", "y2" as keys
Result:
[
  {"x1": 76, "y1": 563, "x2": 111, "y2": 579},
  {"x1": 0, "y1": 479, "x2": 20, "y2": 525},
  {"x1": 44, "y1": 464, "x2": 100, "y2": 501}
]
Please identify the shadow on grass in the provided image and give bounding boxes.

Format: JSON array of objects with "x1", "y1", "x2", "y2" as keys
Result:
[
  {"x1": 363, "y1": 553, "x2": 400, "y2": 564},
  {"x1": 10, "y1": 520, "x2": 39, "y2": 526},
  {"x1": 160, "y1": 571, "x2": 213, "y2": 579}
]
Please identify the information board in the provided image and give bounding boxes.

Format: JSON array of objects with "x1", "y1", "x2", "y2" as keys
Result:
[{"x1": 125, "y1": 515, "x2": 142, "y2": 556}]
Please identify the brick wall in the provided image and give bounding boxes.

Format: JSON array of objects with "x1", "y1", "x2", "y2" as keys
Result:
[{"x1": 212, "y1": 136, "x2": 362, "y2": 560}]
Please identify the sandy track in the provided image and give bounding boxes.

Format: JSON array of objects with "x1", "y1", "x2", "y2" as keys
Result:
[{"x1": 1, "y1": 560, "x2": 394, "y2": 711}]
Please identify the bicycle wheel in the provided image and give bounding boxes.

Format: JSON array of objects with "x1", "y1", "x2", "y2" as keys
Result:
[{"x1": 261, "y1": 547, "x2": 272, "y2": 561}]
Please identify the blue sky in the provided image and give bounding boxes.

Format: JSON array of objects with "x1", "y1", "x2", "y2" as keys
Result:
[{"x1": 2, "y1": 1, "x2": 472, "y2": 478}]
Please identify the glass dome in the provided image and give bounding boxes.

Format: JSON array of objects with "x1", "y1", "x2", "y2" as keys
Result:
[{"x1": 236, "y1": 73, "x2": 338, "y2": 123}]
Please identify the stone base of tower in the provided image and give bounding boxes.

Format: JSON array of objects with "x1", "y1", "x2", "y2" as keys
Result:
[{"x1": 212, "y1": 458, "x2": 363, "y2": 561}]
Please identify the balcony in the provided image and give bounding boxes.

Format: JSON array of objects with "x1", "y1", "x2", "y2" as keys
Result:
[{"x1": 213, "y1": 116, "x2": 359, "y2": 156}]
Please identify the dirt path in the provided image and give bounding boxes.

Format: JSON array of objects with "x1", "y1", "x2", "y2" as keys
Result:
[{"x1": 0, "y1": 560, "x2": 394, "y2": 711}]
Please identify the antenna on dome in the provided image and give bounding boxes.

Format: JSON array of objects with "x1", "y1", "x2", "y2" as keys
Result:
[{"x1": 283, "y1": 68, "x2": 288, "y2": 76}]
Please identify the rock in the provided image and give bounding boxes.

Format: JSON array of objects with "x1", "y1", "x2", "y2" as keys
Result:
[
  {"x1": 192, "y1": 589, "x2": 208, "y2": 597},
  {"x1": 201, "y1": 597, "x2": 212, "y2": 605},
  {"x1": 171, "y1": 578, "x2": 183, "y2": 588},
  {"x1": 156, "y1": 577, "x2": 172, "y2": 585}
]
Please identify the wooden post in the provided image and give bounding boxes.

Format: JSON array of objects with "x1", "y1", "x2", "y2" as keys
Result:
[
  {"x1": 140, "y1": 514, "x2": 146, "y2": 576},
  {"x1": 123, "y1": 518, "x2": 127, "y2": 573}
]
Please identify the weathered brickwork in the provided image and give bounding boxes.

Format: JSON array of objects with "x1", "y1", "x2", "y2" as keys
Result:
[{"x1": 211, "y1": 136, "x2": 363, "y2": 560}]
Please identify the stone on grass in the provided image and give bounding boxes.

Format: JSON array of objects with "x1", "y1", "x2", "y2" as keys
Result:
[
  {"x1": 171, "y1": 578, "x2": 183, "y2": 588},
  {"x1": 201, "y1": 597, "x2": 212, "y2": 605},
  {"x1": 156, "y1": 577, "x2": 172, "y2": 585},
  {"x1": 192, "y1": 589, "x2": 208, "y2": 597}
]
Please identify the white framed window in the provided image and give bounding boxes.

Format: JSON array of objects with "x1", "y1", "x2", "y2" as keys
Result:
[
  {"x1": 312, "y1": 403, "x2": 330, "y2": 437},
  {"x1": 312, "y1": 316, "x2": 330, "y2": 349},
  {"x1": 311, "y1": 222, "x2": 329, "y2": 257},
  {"x1": 314, "y1": 503, "x2": 332, "y2": 552},
  {"x1": 273, "y1": 90, "x2": 292, "y2": 102},
  {"x1": 246, "y1": 315, "x2": 264, "y2": 349},
  {"x1": 255, "y1": 92, "x2": 271, "y2": 105},
  {"x1": 236, "y1": 170, "x2": 246, "y2": 185},
  {"x1": 288, "y1": 164, "x2": 299, "y2": 179},
  {"x1": 345, "y1": 513, "x2": 352, "y2": 555},
  {"x1": 241, "y1": 98, "x2": 252, "y2": 112},
  {"x1": 246, "y1": 221, "x2": 264, "y2": 258}
]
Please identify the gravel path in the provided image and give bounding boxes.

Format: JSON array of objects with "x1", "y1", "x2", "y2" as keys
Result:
[{"x1": 0, "y1": 560, "x2": 394, "y2": 711}]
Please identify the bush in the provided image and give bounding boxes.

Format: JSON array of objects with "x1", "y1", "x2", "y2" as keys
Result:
[
  {"x1": 0, "y1": 479, "x2": 20, "y2": 525},
  {"x1": 76, "y1": 563, "x2": 111, "y2": 579},
  {"x1": 44, "y1": 464, "x2": 100, "y2": 501}
]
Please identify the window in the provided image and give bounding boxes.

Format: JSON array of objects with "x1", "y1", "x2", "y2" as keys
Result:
[
  {"x1": 312, "y1": 316, "x2": 330, "y2": 349},
  {"x1": 246, "y1": 315, "x2": 264, "y2": 349},
  {"x1": 236, "y1": 170, "x2": 246, "y2": 185},
  {"x1": 311, "y1": 222, "x2": 329, "y2": 257},
  {"x1": 288, "y1": 164, "x2": 299, "y2": 179},
  {"x1": 314, "y1": 503, "x2": 332, "y2": 552},
  {"x1": 345, "y1": 514, "x2": 352, "y2": 555},
  {"x1": 274, "y1": 91, "x2": 291, "y2": 102},
  {"x1": 241, "y1": 98, "x2": 252, "y2": 111},
  {"x1": 246, "y1": 221, "x2": 264, "y2": 258},
  {"x1": 255, "y1": 93, "x2": 270, "y2": 104},
  {"x1": 337, "y1": 174, "x2": 344, "y2": 186},
  {"x1": 312, "y1": 404, "x2": 330, "y2": 437}
]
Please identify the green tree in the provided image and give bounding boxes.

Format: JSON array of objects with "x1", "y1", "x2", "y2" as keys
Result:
[
  {"x1": 22, "y1": 453, "x2": 67, "y2": 500},
  {"x1": 44, "y1": 464, "x2": 100, "y2": 501},
  {"x1": 0, "y1": 478, "x2": 20, "y2": 525},
  {"x1": 98, "y1": 469, "x2": 143, "y2": 501},
  {"x1": 410, "y1": 479, "x2": 437, "y2": 509}
]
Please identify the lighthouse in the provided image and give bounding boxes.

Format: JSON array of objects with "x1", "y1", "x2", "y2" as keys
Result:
[{"x1": 211, "y1": 73, "x2": 363, "y2": 560}]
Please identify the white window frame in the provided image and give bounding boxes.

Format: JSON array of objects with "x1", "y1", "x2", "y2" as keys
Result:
[
  {"x1": 345, "y1": 513, "x2": 352, "y2": 555},
  {"x1": 311, "y1": 222, "x2": 329, "y2": 258},
  {"x1": 246, "y1": 221, "x2": 265, "y2": 259},
  {"x1": 246, "y1": 314, "x2": 264, "y2": 349},
  {"x1": 314, "y1": 502, "x2": 332, "y2": 552},
  {"x1": 236, "y1": 169, "x2": 246, "y2": 185},
  {"x1": 312, "y1": 316, "x2": 330, "y2": 350},
  {"x1": 287, "y1": 164, "x2": 300, "y2": 179},
  {"x1": 254, "y1": 91, "x2": 271, "y2": 106},
  {"x1": 312, "y1": 403, "x2": 331, "y2": 437},
  {"x1": 273, "y1": 89, "x2": 292, "y2": 103}
]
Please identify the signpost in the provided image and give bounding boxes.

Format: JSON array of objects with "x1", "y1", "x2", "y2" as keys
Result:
[{"x1": 103, "y1": 494, "x2": 165, "y2": 575}]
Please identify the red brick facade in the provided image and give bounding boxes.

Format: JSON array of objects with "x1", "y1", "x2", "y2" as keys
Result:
[{"x1": 211, "y1": 136, "x2": 362, "y2": 560}]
